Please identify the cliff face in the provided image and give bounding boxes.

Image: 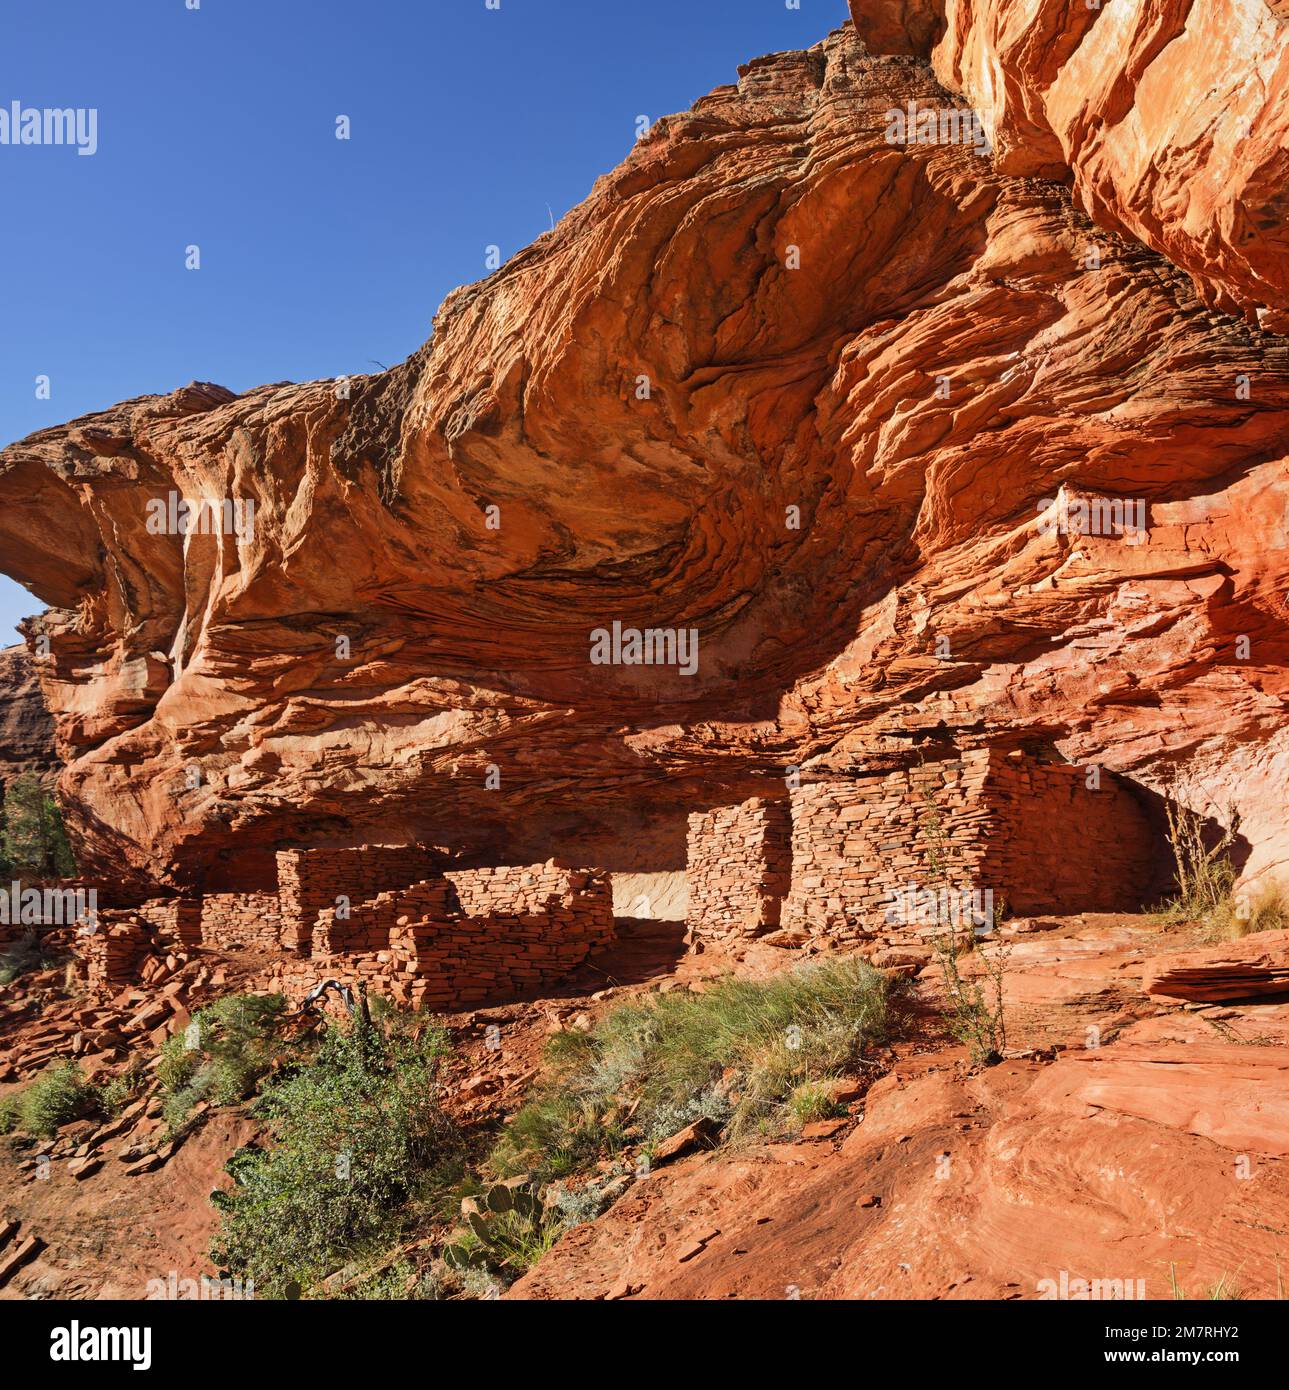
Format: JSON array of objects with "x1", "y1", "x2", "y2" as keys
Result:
[
  {"x1": 0, "y1": 21, "x2": 1286, "y2": 894},
  {"x1": 0, "y1": 645, "x2": 57, "y2": 795},
  {"x1": 848, "y1": 0, "x2": 1289, "y2": 327}
]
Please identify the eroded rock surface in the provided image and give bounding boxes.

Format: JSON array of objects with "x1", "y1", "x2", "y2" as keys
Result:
[
  {"x1": 0, "y1": 645, "x2": 57, "y2": 795},
  {"x1": 1142, "y1": 926, "x2": 1289, "y2": 1000},
  {"x1": 509, "y1": 920, "x2": 1289, "y2": 1301},
  {"x1": 0, "y1": 21, "x2": 1286, "y2": 896},
  {"x1": 849, "y1": 0, "x2": 1289, "y2": 326}
]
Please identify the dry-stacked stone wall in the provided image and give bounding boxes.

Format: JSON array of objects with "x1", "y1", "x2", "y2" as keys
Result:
[
  {"x1": 311, "y1": 879, "x2": 455, "y2": 954},
  {"x1": 980, "y1": 751, "x2": 1161, "y2": 914},
  {"x1": 78, "y1": 920, "x2": 150, "y2": 990},
  {"x1": 781, "y1": 754, "x2": 993, "y2": 943},
  {"x1": 276, "y1": 845, "x2": 439, "y2": 948},
  {"x1": 685, "y1": 797, "x2": 791, "y2": 939},
  {"x1": 135, "y1": 898, "x2": 202, "y2": 946},
  {"x1": 198, "y1": 892, "x2": 283, "y2": 950},
  {"x1": 687, "y1": 750, "x2": 1162, "y2": 953},
  {"x1": 277, "y1": 862, "x2": 615, "y2": 1011}
]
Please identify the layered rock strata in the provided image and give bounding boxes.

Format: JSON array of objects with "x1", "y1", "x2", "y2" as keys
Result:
[{"x1": 0, "y1": 20, "x2": 1285, "y2": 900}]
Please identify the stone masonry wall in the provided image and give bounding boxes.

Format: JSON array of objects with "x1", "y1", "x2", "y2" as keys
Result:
[
  {"x1": 276, "y1": 845, "x2": 439, "y2": 948},
  {"x1": 688, "y1": 750, "x2": 1164, "y2": 952},
  {"x1": 278, "y1": 863, "x2": 616, "y2": 1011},
  {"x1": 782, "y1": 753, "x2": 993, "y2": 944},
  {"x1": 69, "y1": 848, "x2": 618, "y2": 1010},
  {"x1": 685, "y1": 797, "x2": 791, "y2": 940},
  {"x1": 135, "y1": 898, "x2": 202, "y2": 946},
  {"x1": 311, "y1": 879, "x2": 456, "y2": 954},
  {"x1": 78, "y1": 920, "x2": 150, "y2": 991},
  {"x1": 199, "y1": 892, "x2": 283, "y2": 950},
  {"x1": 980, "y1": 751, "x2": 1161, "y2": 915}
]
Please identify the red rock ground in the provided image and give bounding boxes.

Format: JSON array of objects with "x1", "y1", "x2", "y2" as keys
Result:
[
  {"x1": 509, "y1": 918, "x2": 1289, "y2": 1301},
  {"x1": 5, "y1": 914, "x2": 1289, "y2": 1301}
]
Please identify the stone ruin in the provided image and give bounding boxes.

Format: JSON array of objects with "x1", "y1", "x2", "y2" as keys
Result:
[
  {"x1": 685, "y1": 748, "x2": 1165, "y2": 964},
  {"x1": 69, "y1": 746, "x2": 1169, "y2": 1008},
  {"x1": 76, "y1": 850, "x2": 615, "y2": 1011}
]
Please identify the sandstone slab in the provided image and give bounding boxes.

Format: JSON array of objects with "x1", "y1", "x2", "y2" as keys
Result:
[{"x1": 1142, "y1": 930, "x2": 1289, "y2": 1001}]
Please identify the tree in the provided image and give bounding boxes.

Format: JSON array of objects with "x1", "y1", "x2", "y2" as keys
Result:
[{"x1": 1, "y1": 774, "x2": 76, "y2": 879}]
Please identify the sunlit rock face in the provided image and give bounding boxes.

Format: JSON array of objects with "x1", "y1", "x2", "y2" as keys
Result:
[
  {"x1": 0, "y1": 21, "x2": 1285, "y2": 897},
  {"x1": 848, "y1": 0, "x2": 1289, "y2": 326}
]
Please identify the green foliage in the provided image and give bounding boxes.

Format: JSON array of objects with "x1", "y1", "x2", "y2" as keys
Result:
[
  {"x1": 931, "y1": 927, "x2": 1010, "y2": 1066},
  {"x1": 209, "y1": 1014, "x2": 462, "y2": 1299},
  {"x1": 490, "y1": 957, "x2": 902, "y2": 1181},
  {"x1": 442, "y1": 1183, "x2": 562, "y2": 1278},
  {"x1": 787, "y1": 1079, "x2": 844, "y2": 1127},
  {"x1": 1149, "y1": 792, "x2": 1287, "y2": 943},
  {"x1": 0, "y1": 1060, "x2": 99, "y2": 1138},
  {"x1": 0, "y1": 774, "x2": 76, "y2": 879},
  {"x1": 95, "y1": 1068, "x2": 143, "y2": 1118},
  {"x1": 156, "y1": 993, "x2": 291, "y2": 1135},
  {"x1": 335, "y1": 1258, "x2": 442, "y2": 1301}
]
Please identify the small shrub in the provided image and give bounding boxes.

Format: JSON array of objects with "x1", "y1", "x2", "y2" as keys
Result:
[
  {"x1": 443, "y1": 1183, "x2": 564, "y2": 1279},
  {"x1": 95, "y1": 1067, "x2": 143, "y2": 1118},
  {"x1": 1152, "y1": 792, "x2": 1241, "y2": 928},
  {"x1": 210, "y1": 1014, "x2": 462, "y2": 1299},
  {"x1": 932, "y1": 926, "x2": 1010, "y2": 1066},
  {"x1": 1150, "y1": 786, "x2": 1283, "y2": 942},
  {"x1": 337, "y1": 1258, "x2": 450, "y2": 1301},
  {"x1": 2, "y1": 1060, "x2": 99, "y2": 1138},
  {"x1": 157, "y1": 992, "x2": 290, "y2": 1134},
  {"x1": 549, "y1": 1179, "x2": 618, "y2": 1228},
  {"x1": 491, "y1": 957, "x2": 902, "y2": 1181},
  {"x1": 787, "y1": 1079, "x2": 843, "y2": 1127}
]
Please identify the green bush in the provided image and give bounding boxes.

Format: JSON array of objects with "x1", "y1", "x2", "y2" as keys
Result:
[
  {"x1": 491, "y1": 957, "x2": 903, "y2": 1181},
  {"x1": 0, "y1": 774, "x2": 76, "y2": 879},
  {"x1": 157, "y1": 993, "x2": 291, "y2": 1134},
  {"x1": 0, "y1": 1060, "x2": 99, "y2": 1138},
  {"x1": 95, "y1": 1068, "x2": 143, "y2": 1118},
  {"x1": 210, "y1": 1015, "x2": 462, "y2": 1299}
]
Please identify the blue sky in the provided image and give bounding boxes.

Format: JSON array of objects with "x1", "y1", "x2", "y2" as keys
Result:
[{"x1": 0, "y1": 0, "x2": 850, "y2": 643}]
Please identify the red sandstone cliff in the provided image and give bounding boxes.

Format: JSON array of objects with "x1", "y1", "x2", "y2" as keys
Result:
[
  {"x1": 849, "y1": 0, "x2": 1289, "y2": 327},
  {"x1": 0, "y1": 645, "x2": 57, "y2": 795},
  {"x1": 0, "y1": 20, "x2": 1286, "y2": 895}
]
